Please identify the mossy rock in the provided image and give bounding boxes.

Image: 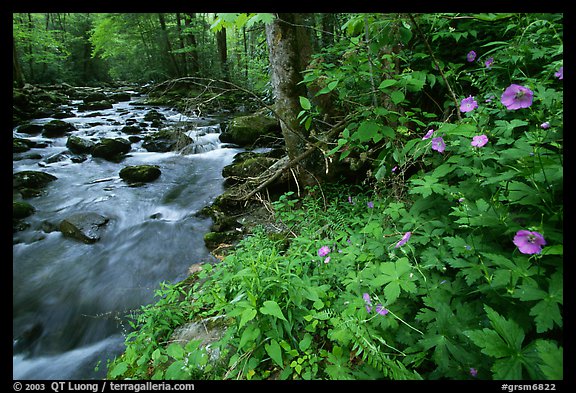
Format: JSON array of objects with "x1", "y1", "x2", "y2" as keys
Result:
[
  {"x1": 13, "y1": 200, "x2": 35, "y2": 219},
  {"x1": 92, "y1": 138, "x2": 131, "y2": 161},
  {"x1": 219, "y1": 112, "x2": 280, "y2": 147},
  {"x1": 203, "y1": 230, "x2": 242, "y2": 250},
  {"x1": 119, "y1": 165, "x2": 161, "y2": 184},
  {"x1": 13, "y1": 170, "x2": 57, "y2": 190}
]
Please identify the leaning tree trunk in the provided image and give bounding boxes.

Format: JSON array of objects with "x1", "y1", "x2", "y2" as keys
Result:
[{"x1": 266, "y1": 13, "x2": 323, "y2": 186}]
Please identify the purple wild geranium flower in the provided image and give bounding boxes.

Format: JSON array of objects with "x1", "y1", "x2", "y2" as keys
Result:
[
  {"x1": 555, "y1": 66, "x2": 563, "y2": 80},
  {"x1": 324, "y1": 256, "x2": 331, "y2": 264},
  {"x1": 367, "y1": 201, "x2": 374, "y2": 209},
  {"x1": 467, "y1": 50, "x2": 476, "y2": 62},
  {"x1": 375, "y1": 304, "x2": 389, "y2": 316},
  {"x1": 485, "y1": 57, "x2": 494, "y2": 68},
  {"x1": 363, "y1": 293, "x2": 372, "y2": 313},
  {"x1": 501, "y1": 84, "x2": 534, "y2": 110},
  {"x1": 541, "y1": 122, "x2": 551, "y2": 129},
  {"x1": 431, "y1": 137, "x2": 446, "y2": 153},
  {"x1": 470, "y1": 368, "x2": 478, "y2": 378},
  {"x1": 513, "y1": 230, "x2": 546, "y2": 255},
  {"x1": 422, "y1": 129, "x2": 434, "y2": 140},
  {"x1": 460, "y1": 95, "x2": 478, "y2": 113},
  {"x1": 471, "y1": 135, "x2": 488, "y2": 148},
  {"x1": 395, "y1": 231, "x2": 412, "y2": 248},
  {"x1": 318, "y1": 246, "x2": 331, "y2": 257}
]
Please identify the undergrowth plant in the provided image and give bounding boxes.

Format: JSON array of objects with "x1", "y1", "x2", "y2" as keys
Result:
[{"x1": 106, "y1": 13, "x2": 562, "y2": 381}]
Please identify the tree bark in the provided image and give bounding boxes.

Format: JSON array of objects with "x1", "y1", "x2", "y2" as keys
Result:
[
  {"x1": 265, "y1": 14, "x2": 310, "y2": 160},
  {"x1": 184, "y1": 13, "x2": 199, "y2": 75},
  {"x1": 216, "y1": 27, "x2": 229, "y2": 81},
  {"x1": 13, "y1": 36, "x2": 25, "y2": 87},
  {"x1": 157, "y1": 13, "x2": 180, "y2": 78}
]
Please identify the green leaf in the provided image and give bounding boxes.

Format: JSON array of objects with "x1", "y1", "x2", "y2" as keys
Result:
[
  {"x1": 390, "y1": 90, "x2": 405, "y2": 105},
  {"x1": 165, "y1": 360, "x2": 188, "y2": 380},
  {"x1": 109, "y1": 362, "x2": 128, "y2": 378},
  {"x1": 260, "y1": 300, "x2": 288, "y2": 321},
  {"x1": 239, "y1": 324, "x2": 260, "y2": 350},
  {"x1": 492, "y1": 356, "x2": 524, "y2": 380},
  {"x1": 378, "y1": 79, "x2": 397, "y2": 90},
  {"x1": 166, "y1": 343, "x2": 185, "y2": 360},
  {"x1": 355, "y1": 121, "x2": 380, "y2": 143},
  {"x1": 484, "y1": 305, "x2": 524, "y2": 351},
  {"x1": 265, "y1": 339, "x2": 283, "y2": 367},
  {"x1": 239, "y1": 307, "x2": 257, "y2": 329},
  {"x1": 536, "y1": 340, "x2": 563, "y2": 379},
  {"x1": 299, "y1": 96, "x2": 311, "y2": 110},
  {"x1": 299, "y1": 333, "x2": 313, "y2": 352}
]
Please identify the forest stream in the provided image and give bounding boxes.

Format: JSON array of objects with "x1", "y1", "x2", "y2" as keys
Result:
[{"x1": 12, "y1": 86, "x2": 245, "y2": 380}]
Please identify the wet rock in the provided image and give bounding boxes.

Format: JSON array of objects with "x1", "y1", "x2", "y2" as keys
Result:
[
  {"x1": 66, "y1": 135, "x2": 96, "y2": 154},
  {"x1": 219, "y1": 111, "x2": 280, "y2": 147},
  {"x1": 78, "y1": 100, "x2": 113, "y2": 111},
  {"x1": 13, "y1": 322, "x2": 43, "y2": 354},
  {"x1": 13, "y1": 170, "x2": 57, "y2": 192},
  {"x1": 41, "y1": 120, "x2": 77, "y2": 137},
  {"x1": 121, "y1": 125, "x2": 142, "y2": 135},
  {"x1": 59, "y1": 212, "x2": 109, "y2": 243},
  {"x1": 92, "y1": 138, "x2": 131, "y2": 162},
  {"x1": 119, "y1": 165, "x2": 161, "y2": 184},
  {"x1": 203, "y1": 230, "x2": 242, "y2": 250},
  {"x1": 13, "y1": 138, "x2": 31, "y2": 153},
  {"x1": 13, "y1": 200, "x2": 35, "y2": 219},
  {"x1": 142, "y1": 129, "x2": 192, "y2": 152},
  {"x1": 17, "y1": 123, "x2": 44, "y2": 135}
]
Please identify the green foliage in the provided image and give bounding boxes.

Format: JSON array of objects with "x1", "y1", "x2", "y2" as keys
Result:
[{"x1": 106, "y1": 13, "x2": 562, "y2": 381}]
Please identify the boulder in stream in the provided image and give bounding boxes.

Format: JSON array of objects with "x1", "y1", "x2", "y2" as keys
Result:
[
  {"x1": 92, "y1": 137, "x2": 131, "y2": 162},
  {"x1": 219, "y1": 111, "x2": 280, "y2": 147},
  {"x1": 13, "y1": 171, "x2": 58, "y2": 196},
  {"x1": 142, "y1": 129, "x2": 192, "y2": 152},
  {"x1": 59, "y1": 212, "x2": 109, "y2": 243},
  {"x1": 119, "y1": 165, "x2": 161, "y2": 185},
  {"x1": 41, "y1": 120, "x2": 77, "y2": 137}
]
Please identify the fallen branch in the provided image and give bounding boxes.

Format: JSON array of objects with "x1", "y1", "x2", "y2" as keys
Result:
[{"x1": 241, "y1": 116, "x2": 349, "y2": 201}]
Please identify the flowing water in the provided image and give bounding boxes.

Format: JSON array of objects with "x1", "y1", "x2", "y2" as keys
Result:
[{"x1": 12, "y1": 88, "x2": 243, "y2": 380}]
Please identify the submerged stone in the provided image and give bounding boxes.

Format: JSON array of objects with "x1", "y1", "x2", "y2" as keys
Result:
[{"x1": 59, "y1": 212, "x2": 109, "y2": 243}]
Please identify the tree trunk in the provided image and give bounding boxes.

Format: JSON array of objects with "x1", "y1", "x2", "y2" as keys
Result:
[
  {"x1": 13, "y1": 36, "x2": 25, "y2": 87},
  {"x1": 175, "y1": 13, "x2": 188, "y2": 76},
  {"x1": 216, "y1": 27, "x2": 229, "y2": 81},
  {"x1": 266, "y1": 13, "x2": 324, "y2": 186},
  {"x1": 157, "y1": 13, "x2": 180, "y2": 78},
  {"x1": 184, "y1": 13, "x2": 199, "y2": 75}
]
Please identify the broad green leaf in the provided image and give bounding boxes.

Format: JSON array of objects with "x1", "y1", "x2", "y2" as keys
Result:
[
  {"x1": 239, "y1": 324, "x2": 260, "y2": 350},
  {"x1": 260, "y1": 300, "x2": 288, "y2": 321},
  {"x1": 484, "y1": 305, "x2": 524, "y2": 351},
  {"x1": 165, "y1": 360, "x2": 188, "y2": 380},
  {"x1": 239, "y1": 307, "x2": 257, "y2": 329},
  {"x1": 265, "y1": 339, "x2": 283, "y2": 367},
  {"x1": 536, "y1": 340, "x2": 563, "y2": 380},
  {"x1": 378, "y1": 79, "x2": 397, "y2": 90},
  {"x1": 384, "y1": 281, "x2": 401, "y2": 304},
  {"x1": 299, "y1": 96, "x2": 311, "y2": 110},
  {"x1": 166, "y1": 343, "x2": 185, "y2": 360},
  {"x1": 109, "y1": 362, "x2": 128, "y2": 378},
  {"x1": 299, "y1": 333, "x2": 313, "y2": 352},
  {"x1": 390, "y1": 90, "x2": 405, "y2": 105},
  {"x1": 492, "y1": 356, "x2": 524, "y2": 380},
  {"x1": 355, "y1": 121, "x2": 380, "y2": 143},
  {"x1": 465, "y1": 328, "x2": 512, "y2": 358}
]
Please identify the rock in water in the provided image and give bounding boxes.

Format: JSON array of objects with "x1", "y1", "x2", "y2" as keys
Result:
[
  {"x1": 59, "y1": 212, "x2": 109, "y2": 243},
  {"x1": 119, "y1": 165, "x2": 161, "y2": 184}
]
